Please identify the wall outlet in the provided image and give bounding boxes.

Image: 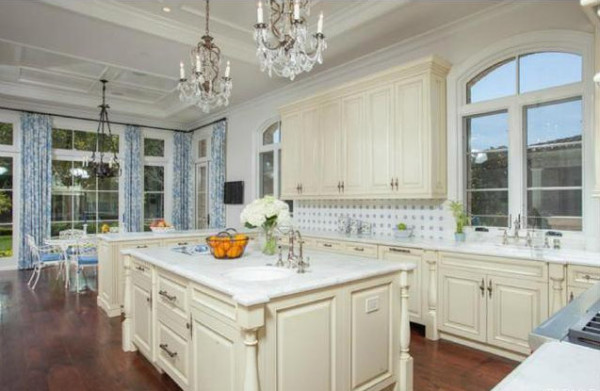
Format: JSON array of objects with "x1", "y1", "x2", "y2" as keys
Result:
[{"x1": 365, "y1": 296, "x2": 379, "y2": 314}]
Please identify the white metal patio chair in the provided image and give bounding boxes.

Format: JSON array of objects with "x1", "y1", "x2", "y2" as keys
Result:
[
  {"x1": 71, "y1": 237, "x2": 98, "y2": 293},
  {"x1": 26, "y1": 234, "x2": 65, "y2": 290}
]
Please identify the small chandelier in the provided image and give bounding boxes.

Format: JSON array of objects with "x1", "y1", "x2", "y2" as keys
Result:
[
  {"x1": 83, "y1": 80, "x2": 120, "y2": 178},
  {"x1": 254, "y1": 0, "x2": 326, "y2": 80},
  {"x1": 178, "y1": 0, "x2": 232, "y2": 113}
]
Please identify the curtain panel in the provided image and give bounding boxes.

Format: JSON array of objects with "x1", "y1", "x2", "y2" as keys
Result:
[
  {"x1": 123, "y1": 125, "x2": 143, "y2": 232},
  {"x1": 19, "y1": 113, "x2": 52, "y2": 269},
  {"x1": 173, "y1": 132, "x2": 193, "y2": 230},
  {"x1": 209, "y1": 120, "x2": 226, "y2": 229}
]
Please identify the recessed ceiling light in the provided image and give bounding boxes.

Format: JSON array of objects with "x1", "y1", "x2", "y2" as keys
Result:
[{"x1": 162, "y1": 6, "x2": 171, "y2": 13}]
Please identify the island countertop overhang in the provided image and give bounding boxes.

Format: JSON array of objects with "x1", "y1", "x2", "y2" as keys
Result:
[{"x1": 123, "y1": 246, "x2": 416, "y2": 307}]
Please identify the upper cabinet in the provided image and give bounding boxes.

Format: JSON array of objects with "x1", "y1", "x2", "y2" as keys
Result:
[{"x1": 280, "y1": 56, "x2": 451, "y2": 200}]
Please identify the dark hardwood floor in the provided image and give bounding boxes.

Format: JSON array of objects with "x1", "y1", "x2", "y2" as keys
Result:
[{"x1": 0, "y1": 268, "x2": 517, "y2": 391}]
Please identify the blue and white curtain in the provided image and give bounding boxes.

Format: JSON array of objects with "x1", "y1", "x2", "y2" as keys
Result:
[
  {"x1": 123, "y1": 125, "x2": 143, "y2": 232},
  {"x1": 209, "y1": 120, "x2": 226, "y2": 229},
  {"x1": 173, "y1": 132, "x2": 194, "y2": 230},
  {"x1": 19, "y1": 113, "x2": 52, "y2": 269}
]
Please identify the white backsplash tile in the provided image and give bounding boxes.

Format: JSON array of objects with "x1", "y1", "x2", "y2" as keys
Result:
[{"x1": 294, "y1": 199, "x2": 453, "y2": 240}]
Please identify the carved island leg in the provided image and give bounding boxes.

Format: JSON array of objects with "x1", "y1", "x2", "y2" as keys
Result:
[
  {"x1": 425, "y1": 254, "x2": 439, "y2": 341},
  {"x1": 398, "y1": 269, "x2": 413, "y2": 391},
  {"x1": 549, "y1": 264, "x2": 566, "y2": 315},
  {"x1": 243, "y1": 328, "x2": 260, "y2": 391},
  {"x1": 122, "y1": 254, "x2": 136, "y2": 352}
]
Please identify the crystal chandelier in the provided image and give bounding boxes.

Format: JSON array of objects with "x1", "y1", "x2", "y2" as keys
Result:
[
  {"x1": 254, "y1": 0, "x2": 326, "y2": 80},
  {"x1": 178, "y1": 0, "x2": 232, "y2": 113},
  {"x1": 83, "y1": 80, "x2": 120, "y2": 178}
]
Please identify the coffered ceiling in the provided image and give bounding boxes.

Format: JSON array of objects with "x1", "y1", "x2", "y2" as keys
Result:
[{"x1": 0, "y1": 0, "x2": 501, "y2": 129}]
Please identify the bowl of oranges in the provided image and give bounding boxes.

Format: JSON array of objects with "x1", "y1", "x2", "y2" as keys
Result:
[{"x1": 206, "y1": 229, "x2": 250, "y2": 260}]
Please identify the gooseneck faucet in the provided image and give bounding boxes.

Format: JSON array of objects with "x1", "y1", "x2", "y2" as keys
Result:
[{"x1": 276, "y1": 229, "x2": 310, "y2": 273}]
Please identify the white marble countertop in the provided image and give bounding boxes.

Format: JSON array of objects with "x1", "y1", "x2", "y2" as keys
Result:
[
  {"x1": 492, "y1": 341, "x2": 600, "y2": 391},
  {"x1": 97, "y1": 228, "x2": 253, "y2": 243},
  {"x1": 124, "y1": 246, "x2": 416, "y2": 307},
  {"x1": 300, "y1": 230, "x2": 600, "y2": 267}
]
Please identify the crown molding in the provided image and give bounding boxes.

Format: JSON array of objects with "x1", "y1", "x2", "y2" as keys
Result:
[{"x1": 39, "y1": 0, "x2": 257, "y2": 64}]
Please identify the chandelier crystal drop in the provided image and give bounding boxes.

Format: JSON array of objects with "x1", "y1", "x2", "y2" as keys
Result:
[
  {"x1": 178, "y1": 0, "x2": 232, "y2": 113},
  {"x1": 254, "y1": 0, "x2": 326, "y2": 80},
  {"x1": 82, "y1": 80, "x2": 120, "y2": 178}
]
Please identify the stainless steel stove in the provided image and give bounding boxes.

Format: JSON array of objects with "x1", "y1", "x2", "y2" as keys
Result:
[{"x1": 530, "y1": 282, "x2": 600, "y2": 351}]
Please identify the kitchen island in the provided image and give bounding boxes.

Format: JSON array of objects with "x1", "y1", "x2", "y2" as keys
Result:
[{"x1": 121, "y1": 246, "x2": 416, "y2": 391}]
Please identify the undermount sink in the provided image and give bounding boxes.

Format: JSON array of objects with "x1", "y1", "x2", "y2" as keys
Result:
[{"x1": 223, "y1": 266, "x2": 294, "y2": 282}]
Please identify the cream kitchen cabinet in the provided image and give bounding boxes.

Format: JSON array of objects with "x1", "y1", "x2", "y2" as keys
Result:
[
  {"x1": 567, "y1": 264, "x2": 600, "y2": 302},
  {"x1": 438, "y1": 252, "x2": 548, "y2": 357},
  {"x1": 280, "y1": 56, "x2": 450, "y2": 200}
]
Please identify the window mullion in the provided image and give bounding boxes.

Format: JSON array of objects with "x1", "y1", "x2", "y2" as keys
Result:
[{"x1": 507, "y1": 102, "x2": 524, "y2": 229}]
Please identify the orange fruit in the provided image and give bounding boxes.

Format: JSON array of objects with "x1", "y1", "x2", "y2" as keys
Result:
[{"x1": 214, "y1": 246, "x2": 226, "y2": 258}]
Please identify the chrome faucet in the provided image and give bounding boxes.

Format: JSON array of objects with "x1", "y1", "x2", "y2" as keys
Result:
[{"x1": 277, "y1": 229, "x2": 310, "y2": 273}]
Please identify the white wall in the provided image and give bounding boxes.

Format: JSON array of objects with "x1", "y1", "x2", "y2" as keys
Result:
[{"x1": 220, "y1": 1, "x2": 594, "y2": 232}]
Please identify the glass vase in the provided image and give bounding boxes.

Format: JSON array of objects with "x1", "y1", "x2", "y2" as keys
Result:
[{"x1": 260, "y1": 226, "x2": 278, "y2": 256}]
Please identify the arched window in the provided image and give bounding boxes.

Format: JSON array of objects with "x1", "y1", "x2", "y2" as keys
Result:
[
  {"x1": 463, "y1": 51, "x2": 584, "y2": 231},
  {"x1": 258, "y1": 121, "x2": 281, "y2": 198}
]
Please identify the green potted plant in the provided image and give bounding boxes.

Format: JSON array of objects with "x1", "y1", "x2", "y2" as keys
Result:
[
  {"x1": 393, "y1": 222, "x2": 412, "y2": 239},
  {"x1": 449, "y1": 201, "x2": 470, "y2": 242}
]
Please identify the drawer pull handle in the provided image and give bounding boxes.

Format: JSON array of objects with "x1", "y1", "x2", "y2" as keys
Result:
[
  {"x1": 322, "y1": 243, "x2": 333, "y2": 248},
  {"x1": 158, "y1": 290, "x2": 177, "y2": 302},
  {"x1": 135, "y1": 266, "x2": 145, "y2": 272},
  {"x1": 487, "y1": 280, "x2": 493, "y2": 298},
  {"x1": 389, "y1": 248, "x2": 410, "y2": 254},
  {"x1": 479, "y1": 279, "x2": 485, "y2": 297},
  {"x1": 177, "y1": 242, "x2": 189, "y2": 246},
  {"x1": 136, "y1": 245, "x2": 148, "y2": 249},
  {"x1": 354, "y1": 247, "x2": 364, "y2": 252},
  {"x1": 159, "y1": 344, "x2": 178, "y2": 358},
  {"x1": 583, "y1": 274, "x2": 600, "y2": 281}
]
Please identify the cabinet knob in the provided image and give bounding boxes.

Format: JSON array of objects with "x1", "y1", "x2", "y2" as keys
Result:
[
  {"x1": 390, "y1": 178, "x2": 394, "y2": 189},
  {"x1": 479, "y1": 279, "x2": 485, "y2": 297},
  {"x1": 487, "y1": 279, "x2": 493, "y2": 298},
  {"x1": 394, "y1": 178, "x2": 399, "y2": 190},
  {"x1": 341, "y1": 181, "x2": 344, "y2": 192},
  {"x1": 337, "y1": 182, "x2": 341, "y2": 192}
]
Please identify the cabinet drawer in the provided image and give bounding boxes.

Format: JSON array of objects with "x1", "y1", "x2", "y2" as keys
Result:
[
  {"x1": 157, "y1": 272, "x2": 188, "y2": 321},
  {"x1": 162, "y1": 237, "x2": 206, "y2": 247},
  {"x1": 314, "y1": 239, "x2": 344, "y2": 252},
  {"x1": 568, "y1": 265, "x2": 600, "y2": 288},
  {"x1": 343, "y1": 242, "x2": 378, "y2": 258},
  {"x1": 121, "y1": 241, "x2": 162, "y2": 251},
  {"x1": 132, "y1": 260, "x2": 152, "y2": 282},
  {"x1": 157, "y1": 319, "x2": 190, "y2": 390}
]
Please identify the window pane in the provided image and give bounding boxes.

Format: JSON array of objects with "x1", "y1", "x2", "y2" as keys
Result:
[
  {"x1": 71, "y1": 162, "x2": 95, "y2": 190},
  {"x1": 198, "y1": 139, "x2": 207, "y2": 159},
  {"x1": 259, "y1": 151, "x2": 274, "y2": 197},
  {"x1": 278, "y1": 149, "x2": 282, "y2": 197},
  {"x1": 144, "y1": 166, "x2": 164, "y2": 192},
  {"x1": 0, "y1": 191, "x2": 12, "y2": 224},
  {"x1": 527, "y1": 143, "x2": 582, "y2": 188},
  {"x1": 144, "y1": 193, "x2": 164, "y2": 220},
  {"x1": 467, "y1": 191, "x2": 509, "y2": 227},
  {"x1": 144, "y1": 138, "x2": 164, "y2": 157},
  {"x1": 51, "y1": 194, "x2": 73, "y2": 221},
  {"x1": 0, "y1": 157, "x2": 13, "y2": 190},
  {"x1": 98, "y1": 192, "x2": 119, "y2": 221},
  {"x1": 0, "y1": 225, "x2": 12, "y2": 257},
  {"x1": 466, "y1": 112, "x2": 508, "y2": 153},
  {"x1": 519, "y1": 52, "x2": 582, "y2": 94},
  {"x1": 526, "y1": 98, "x2": 582, "y2": 146},
  {"x1": 74, "y1": 191, "x2": 97, "y2": 222},
  {"x1": 527, "y1": 189, "x2": 582, "y2": 231},
  {"x1": 100, "y1": 134, "x2": 119, "y2": 153},
  {"x1": 262, "y1": 122, "x2": 281, "y2": 145},
  {"x1": 467, "y1": 58, "x2": 516, "y2": 103},
  {"x1": 467, "y1": 151, "x2": 508, "y2": 189},
  {"x1": 52, "y1": 160, "x2": 73, "y2": 189},
  {"x1": 52, "y1": 128, "x2": 73, "y2": 149},
  {"x1": 0, "y1": 123, "x2": 13, "y2": 146},
  {"x1": 73, "y1": 130, "x2": 97, "y2": 152}
]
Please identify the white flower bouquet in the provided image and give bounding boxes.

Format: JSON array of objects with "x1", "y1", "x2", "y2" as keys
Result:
[{"x1": 240, "y1": 196, "x2": 291, "y2": 254}]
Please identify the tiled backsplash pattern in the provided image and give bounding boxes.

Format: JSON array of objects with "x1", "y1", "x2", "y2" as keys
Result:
[{"x1": 294, "y1": 199, "x2": 451, "y2": 240}]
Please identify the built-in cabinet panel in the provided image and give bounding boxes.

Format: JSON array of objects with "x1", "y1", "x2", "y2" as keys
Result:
[
  {"x1": 276, "y1": 298, "x2": 337, "y2": 391},
  {"x1": 439, "y1": 267, "x2": 487, "y2": 343},
  {"x1": 280, "y1": 56, "x2": 450, "y2": 199},
  {"x1": 486, "y1": 276, "x2": 547, "y2": 353},
  {"x1": 132, "y1": 281, "x2": 153, "y2": 358}
]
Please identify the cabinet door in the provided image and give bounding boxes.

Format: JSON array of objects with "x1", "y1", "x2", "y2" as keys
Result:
[
  {"x1": 301, "y1": 106, "x2": 322, "y2": 196},
  {"x1": 281, "y1": 111, "x2": 302, "y2": 198},
  {"x1": 191, "y1": 309, "x2": 240, "y2": 391},
  {"x1": 365, "y1": 86, "x2": 395, "y2": 194},
  {"x1": 486, "y1": 276, "x2": 548, "y2": 354},
  {"x1": 379, "y1": 247, "x2": 423, "y2": 324},
  {"x1": 393, "y1": 78, "x2": 426, "y2": 195},
  {"x1": 341, "y1": 93, "x2": 367, "y2": 195},
  {"x1": 132, "y1": 281, "x2": 153, "y2": 359},
  {"x1": 319, "y1": 100, "x2": 342, "y2": 195},
  {"x1": 438, "y1": 267, "x2": 487, "y2": 343}
]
